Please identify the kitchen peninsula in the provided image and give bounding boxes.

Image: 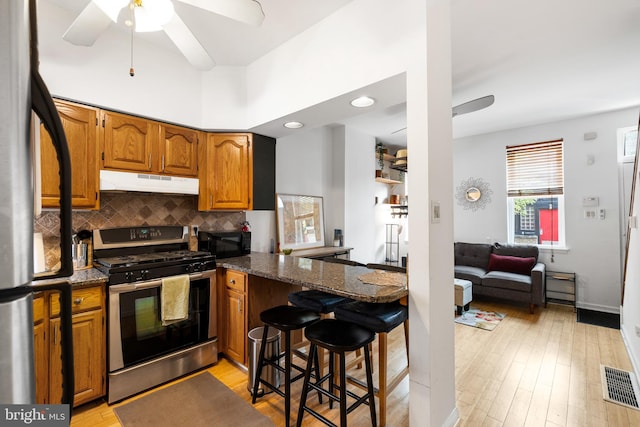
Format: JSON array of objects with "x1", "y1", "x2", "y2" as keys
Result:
[{"x1": 215, "y1": 252, "x2": 407, "y2": 366}]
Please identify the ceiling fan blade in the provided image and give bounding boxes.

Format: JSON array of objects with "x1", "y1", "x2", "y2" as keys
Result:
[
  {"x1": 178, "y1": 0, "x2": 265, "y2": 26},
  {"x1": 163, "y1": 14, "x2": 216, "y2": 70},
  {"x1": 62, "y1": 1, "x2": 113, "y2": 47},
  {"x1": 452, "y1": 95, "x2": 495, "y2": 117}
]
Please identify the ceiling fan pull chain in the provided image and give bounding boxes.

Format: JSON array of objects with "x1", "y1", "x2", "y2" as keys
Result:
[{"x1": 129, "y1": 18, "x2": 135, "y2": 76}]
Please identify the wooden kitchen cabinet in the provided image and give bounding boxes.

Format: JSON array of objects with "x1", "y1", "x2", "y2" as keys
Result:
[
  {"x1": 102, "y1": 111, "x2": 199, "y2": 177},
  {"x1": 219, "y1": 269, "x2": 248, "y2": 364},
  {"x1": 102, "y1": 111, "x2": 156, "y2": 173},
  {"x1": 33, "y1": 294, "x2": 48, "y2": 404},
  {"x1": 40, "y1": 99, "x2": 99, "y2": 210},
  {"x1": 159, "y1": 123, "x2": 199, "y2": 177},
  {"x1": 34, "y1": 284, "x2": 106, "y2": 407},
  {"x1": 199, "y1": 133, "x2": 275, "y2": 211}
]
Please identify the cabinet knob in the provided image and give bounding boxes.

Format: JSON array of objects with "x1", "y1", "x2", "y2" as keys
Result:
[
  {"x1": 73, "y1": 298, "x2": 83, "y2": 305},
  {"x1": 229, "y1": 279, "x2": 236, "y2": 285}
]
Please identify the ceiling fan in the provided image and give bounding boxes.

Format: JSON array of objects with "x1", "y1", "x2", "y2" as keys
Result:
[
  {"x1": 451, "y1": 95, "x2": 494, "y2": 118},
  {"x1": 390, "y1": 95, "x2": 495, "y2": 135},
  {"x1": 62, "y1": 0, "x2": 265, "y2": 71}
]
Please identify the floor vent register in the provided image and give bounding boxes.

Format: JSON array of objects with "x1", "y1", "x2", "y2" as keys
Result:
[{"x1": 601, "y1": 365, "x2": 640, "y2": 410}]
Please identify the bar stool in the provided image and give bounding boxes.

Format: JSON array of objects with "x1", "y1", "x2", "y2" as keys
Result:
[
  {"x1": 288, "y1": 258, "x2": 365, "y2": 375},
  {"x1": 252, "y1": 305, "x2": 321, "y2": 427},
  {"x1": 297, "y1": 319, "x2": 377, "y2": 427},
  {"x1": 333, "y1": 263, "x2": 409, "y2": 427}
]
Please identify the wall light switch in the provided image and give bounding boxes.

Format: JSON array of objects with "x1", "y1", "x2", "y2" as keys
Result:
[
  {"x1": 584, "y1": 209, "x2": 597, "y2": 219},
  {"x1": 431, "y1": 201, "x2": 441, "y2": 224},
  {"x1": 599, "y1": 208, "x2": 606, "y2": 220}
]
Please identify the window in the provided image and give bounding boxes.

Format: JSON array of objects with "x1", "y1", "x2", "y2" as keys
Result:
[
  {"x1": 506, "y1": 139, "x2": 565, "y2": 247},
  {"x1": 618, "y1": 125, "x2": 638, "y2": 163}
]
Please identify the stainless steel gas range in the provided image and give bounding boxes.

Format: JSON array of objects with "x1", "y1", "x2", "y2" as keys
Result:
[{"x1": 93, "y1": 225, "x2": 218, "y2": 404}]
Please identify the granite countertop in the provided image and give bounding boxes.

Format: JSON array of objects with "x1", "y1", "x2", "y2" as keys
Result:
[
  {"x1": 217, "y1": 252, "x2": 408, "y2": 303},
  {"x1": 33, "y1": 267, "x2": 108, "y2": 289}
]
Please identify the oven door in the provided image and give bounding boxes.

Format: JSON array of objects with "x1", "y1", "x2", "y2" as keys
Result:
[{"x1": 108, "y1": 270, "x2": 216, "y2": 372}]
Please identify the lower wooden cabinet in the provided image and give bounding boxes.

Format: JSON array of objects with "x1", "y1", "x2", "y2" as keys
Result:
[
  {"x1": 34, "y1": 284, "x2": 106, "y2": 407},
  {"x1": 219, "y1": 269, "x2": 248, "y2": 365}
]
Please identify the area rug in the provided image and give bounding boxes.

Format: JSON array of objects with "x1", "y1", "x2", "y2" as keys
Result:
[
  {"x1": 455, "y1": 308, "x2": 506, "y2": 331},
  {"x1": 114, "y1": 373, "x2": 274, "y2": 427}
]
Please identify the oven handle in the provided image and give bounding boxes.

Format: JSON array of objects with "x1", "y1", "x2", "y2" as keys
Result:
[{"x1": 108, "y1": 272, "x2": 211, "y2": 293}]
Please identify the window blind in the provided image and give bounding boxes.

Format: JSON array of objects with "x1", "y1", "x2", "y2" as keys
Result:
[{"x1": 506, "y1": 139, "x2": 563, "y2": 197}]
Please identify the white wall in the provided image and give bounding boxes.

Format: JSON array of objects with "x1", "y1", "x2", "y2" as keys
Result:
[{"x1": 454, "y1": 107, "x2": 640, "y2": 313}]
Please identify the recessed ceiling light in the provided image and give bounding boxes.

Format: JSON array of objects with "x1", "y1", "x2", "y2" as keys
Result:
[
  {"x1": 283, "y1": 121, "x2": 304, "y2": 129},
  {"x1": 350, "y1": 96, "x2": 375, "y2": 108}
]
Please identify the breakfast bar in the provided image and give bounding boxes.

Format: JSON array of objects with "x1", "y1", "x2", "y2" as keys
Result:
[
  {"x1": 215, "y1": 252, "x2": 408, "y2": 366},
  {"x1": 216, "y1": 252, "x2": 408, "y2": 304}
]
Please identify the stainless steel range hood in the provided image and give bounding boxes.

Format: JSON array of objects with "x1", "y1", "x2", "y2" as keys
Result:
[{"x1": 100, "y1": 170, "x2": 199, "y2": 195}]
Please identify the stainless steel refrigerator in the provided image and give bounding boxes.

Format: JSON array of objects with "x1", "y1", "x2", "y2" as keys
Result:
[{"x1": 0, "y1": 0, "x2": 75, "y2": 407}]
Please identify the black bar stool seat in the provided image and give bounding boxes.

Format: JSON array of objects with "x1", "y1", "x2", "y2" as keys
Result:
[
  {"x1": 252, "y1": 305, "x2": 321, "y2": 427},
  {"x1": 334, "y1": 301, "x2": 407, "y2": 333},
  {"x1": 288, "y1": 290, "x2": 352, "y2": 314},
  {"x1": 297, "y1": 319, "x2": 377, "y2": 427}
]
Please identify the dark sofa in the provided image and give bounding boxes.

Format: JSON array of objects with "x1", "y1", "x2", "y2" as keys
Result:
[{"x1": 454, "y1": 242, "x2": 546, "y2": 313}]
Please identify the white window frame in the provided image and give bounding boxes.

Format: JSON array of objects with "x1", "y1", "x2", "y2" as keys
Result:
[{"x1": 507, "y1": 196, "x2": 566, "y2": 249}]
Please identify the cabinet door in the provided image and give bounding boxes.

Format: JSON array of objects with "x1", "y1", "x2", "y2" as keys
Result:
[
  {"x1": 40, "y1": 100, "x2": 99, "y2": 209},
  {"x1": 49, "y1": 309, "x2": 105, "y2": 406},
  {"x1": 33, "y1": 296, "x2": 48, "y2": 404},
  {"x1": 224, "y1": 288, "x2": 246, "y2": 364},
  {"x1": 207, "y1": 134, "x2": 252, "y2": 210},
  {"x1": 102, "y1": 111, "x2": 156, "y2": 173},
  {"x1": 159, "y1": 124, "x2": 199, "y2": 177}
]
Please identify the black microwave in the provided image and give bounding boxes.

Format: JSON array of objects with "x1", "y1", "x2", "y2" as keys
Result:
[{"x1": 197, "y1": 231, "x2": 251, "y2": 259}]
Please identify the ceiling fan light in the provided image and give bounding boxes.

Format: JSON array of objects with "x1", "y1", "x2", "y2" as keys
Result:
[
  {"x1": 134, "y1": 0, "x2": 175, "y2": 32},
  {"x1": 134, "y1": 7, "x2": 162, "y2": 32},
  {"x1": 144, "y1": 0, "x2": 175, "y2": 26},
  {"x1": 94, "y1": 0, "x2": 128, "y2": 23}
]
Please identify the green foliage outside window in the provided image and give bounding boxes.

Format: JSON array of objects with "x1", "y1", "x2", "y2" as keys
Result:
[{"x1": 513, "y1": 198, "x2": 536, "y2": 216}]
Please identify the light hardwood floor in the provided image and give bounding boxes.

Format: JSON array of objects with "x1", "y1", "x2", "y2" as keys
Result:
[{"x1": 70, "y1": 301, "x2": 640, "y2": 426}]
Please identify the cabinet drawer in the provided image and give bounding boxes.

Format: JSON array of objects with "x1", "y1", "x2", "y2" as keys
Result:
[
  {"x1": 50, "y1": 286, "x2": 102, "y2": 317},
  {"x1": 226, "y1": 270, "x2": 247, "y2": 292},
  {"x1": 33, "y1": 295, "x2": 44, "y2": 324}
]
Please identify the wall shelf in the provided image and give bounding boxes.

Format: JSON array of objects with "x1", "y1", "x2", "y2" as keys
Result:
[
  {"x1": 375, "y1": 177, "x2": 403, "y2": 185},
  {"x1": 545, "y1": 270, "x2": 576, "y2": 310}
]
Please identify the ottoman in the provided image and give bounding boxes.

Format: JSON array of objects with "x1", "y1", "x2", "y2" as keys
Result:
[{"x1": 454, "y1": 278, "x2": 472, "y2": 315}]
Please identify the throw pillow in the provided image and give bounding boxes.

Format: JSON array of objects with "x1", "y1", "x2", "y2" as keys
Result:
[{"x1": 487, "y1": 253, "x2": 536, "y2": 275}]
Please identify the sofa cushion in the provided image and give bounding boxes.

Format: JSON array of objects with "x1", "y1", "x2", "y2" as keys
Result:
[
  {"x1": 454, "y1": 265, "x2": 486, "y2": 285},
  {"x1": 493, "y1": 243, "x2": 539, "y2": 263},
  {"x1": 454, "y1": 242, "x2": 493, "y2": 269},
  {"x1": 482, "y1": 270, "x2": 532, "y2": 291},
  {"x1": 487, "y1": 253, "x2": 536, "y2": 275}
]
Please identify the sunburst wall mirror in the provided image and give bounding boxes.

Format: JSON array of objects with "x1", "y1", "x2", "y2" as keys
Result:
[{"x1": 456, "y1": 177, "x2": 492, "y2": 211}]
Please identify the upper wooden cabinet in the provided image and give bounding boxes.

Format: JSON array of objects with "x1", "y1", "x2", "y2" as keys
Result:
[
  {"x1": 201, "y1": 133, "x2": 252, "y2": 210},
  {"x1": 199, "y1": 133, "x2": 275, "y2": 211},
  {"x1": 159, "y1": 123, "x2": 199, "y2": 177},
  {"x1": 40, "y1": 99, "x2": 99, "y2": 210},
  {"x1": 102, "y1": 111, "x2": 199, "y2": 177},
  {"x1": 102, "y1": 111, "x2": 155, "y2": 173}
]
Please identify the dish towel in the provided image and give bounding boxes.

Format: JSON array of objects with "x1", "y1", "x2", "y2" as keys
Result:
[{"x1": 161, "y1": 274, "x2": 190, "y2": 326}]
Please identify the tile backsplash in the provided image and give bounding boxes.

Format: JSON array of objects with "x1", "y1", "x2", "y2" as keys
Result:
[{"x1": 35, "y1": 193, "x2": 245, "y2": 270}]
